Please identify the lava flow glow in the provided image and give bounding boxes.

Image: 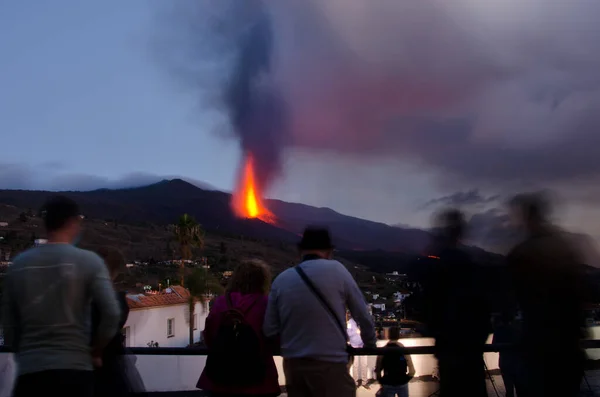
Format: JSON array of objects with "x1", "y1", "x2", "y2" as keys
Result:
[{"x1": 232, "y1": 154, "x2": 274, "y2": 223}]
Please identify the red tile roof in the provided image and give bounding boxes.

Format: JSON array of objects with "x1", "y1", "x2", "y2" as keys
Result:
[{"x1": 126, "y1": 286, "x2": 191, "y2": 309}]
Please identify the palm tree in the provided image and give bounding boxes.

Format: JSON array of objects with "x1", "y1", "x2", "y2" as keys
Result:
[
  {"x1": 171, "y1": 214, "x2": 205, "y2": 286},
  {"x1": 185, "y1": 268, "x2": 223, "y2": 346}
]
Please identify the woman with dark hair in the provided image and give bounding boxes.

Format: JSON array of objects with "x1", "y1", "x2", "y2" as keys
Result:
[{"x1": 197, "y1": 259, "x2": 280, "y2": 397}]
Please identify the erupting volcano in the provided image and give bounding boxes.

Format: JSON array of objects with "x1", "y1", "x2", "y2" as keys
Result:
[{"x1": 232, "y1": 154, "x2": 274, "y2": 223}]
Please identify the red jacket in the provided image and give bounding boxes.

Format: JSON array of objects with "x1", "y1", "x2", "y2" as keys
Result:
[{"x1": 197, "y1": 292, "x2": 280, "y2": 395}]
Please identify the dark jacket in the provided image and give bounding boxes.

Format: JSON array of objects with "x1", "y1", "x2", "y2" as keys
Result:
[
  {"x1": 422, "y1": 245, "x2": 490, "y2": 353},
  {"x1": 197, "y1": 292, "x2": 280, "y2": 396},
  {"x1": 92, "y1": 291, "x2": 131, "y2": 397},
  {"x1": 507, "y1": 227, "x2": 587, "y2": 354}
]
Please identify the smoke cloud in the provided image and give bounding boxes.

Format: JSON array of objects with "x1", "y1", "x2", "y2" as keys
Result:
[
  {"x1": 165, "y1": 0, "x2": 600, "y2": 193},
  {"x1": 225, "y1": 0, "x2": 287, "y2": 191}
]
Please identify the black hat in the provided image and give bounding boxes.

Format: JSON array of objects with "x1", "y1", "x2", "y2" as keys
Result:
[{"x1": 298, "y1": 227, "x2": 334, "y2": 250}]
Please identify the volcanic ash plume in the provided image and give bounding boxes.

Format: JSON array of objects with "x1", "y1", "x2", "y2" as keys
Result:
[{"x1": 225, "y1": 1, "x2": 287, "y2": 220}]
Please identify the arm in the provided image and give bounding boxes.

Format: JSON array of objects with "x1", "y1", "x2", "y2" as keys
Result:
[
  {"x1": 406, "y1": 354, "x2": 416, "y2": 378},
  {"x1": 90, "y1": 255, "x2": 121, "y2": 350},
  {"x1": 342, "y1": 266, "x2": 377, "y2": 347},
  {"x1": 202, "y1": 308, "x2": 217, "y2": 347},
  {"x1": 1, "y1": 273, "x2": 18, "y2": 350},
  {"x1": 397, "y1": 341, "x2": 416, "y2": 378},
  {"x1": 263, "y1": 280, "x2": 281, "y2": 338},
  {"x1": 375, "y1": 356, "x2": 384, "y2": 382}
]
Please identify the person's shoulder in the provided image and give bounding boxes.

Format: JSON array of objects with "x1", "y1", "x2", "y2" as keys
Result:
[
  {"x1": 507, "y1": 240, "x2": 528, "y2": 263},
  {"x1": 10, "y1": 247, "x2": 39, "y2": 267},
  {"x1": 316, "y1": 258, "x2": 349, "y2": 273},
  {"x1": 73, "y1": 246, "x2": 104, "y2": 262},
  {"x1": 209, "y1": 295, "x2": 228, "y2": 311},
  {"x1": 272, "y1": 267, "x2": 296, "y2": 285},
  {"x1": 69, "y1": 247, "x2": 106, "y2": 271}
]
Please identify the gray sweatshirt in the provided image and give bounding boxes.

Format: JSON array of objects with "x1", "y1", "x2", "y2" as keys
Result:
[
  {"x1": 264, "y1": 258, "x2": 376, "y2": 362},
  {"x1": 1, "y1": 244, "x2": 121, "y2": 375}
]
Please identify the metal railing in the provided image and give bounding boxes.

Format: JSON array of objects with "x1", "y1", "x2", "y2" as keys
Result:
[{"x1": 3, "y1": 340, "x2": 598, "y2": 355}]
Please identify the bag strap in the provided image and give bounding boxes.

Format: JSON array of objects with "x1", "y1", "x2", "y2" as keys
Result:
[{"x1": 295, "y1": 266, "x2": 349, "y2": 343}]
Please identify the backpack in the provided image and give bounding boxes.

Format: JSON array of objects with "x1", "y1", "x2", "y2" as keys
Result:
[
  {"x1": 204, "y1": 294, "x2": 266, "y2": 386},
  {"x1": 380, "y1": 343, "x2": 410, "y2": 386}
]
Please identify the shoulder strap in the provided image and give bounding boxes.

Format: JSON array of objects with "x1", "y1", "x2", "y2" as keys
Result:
[{"x1": 295, "y1": 266, "x2": 349, "y2": 343}]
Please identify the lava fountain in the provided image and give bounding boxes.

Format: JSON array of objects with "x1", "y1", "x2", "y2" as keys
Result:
[{"x1": 232, "y1": 153, "x2": 275, "y2": 223}]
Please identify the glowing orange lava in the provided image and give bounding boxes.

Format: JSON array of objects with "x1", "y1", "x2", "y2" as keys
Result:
[{"x1": 232, "y1": 154, "x2": 274, "y2": 223}]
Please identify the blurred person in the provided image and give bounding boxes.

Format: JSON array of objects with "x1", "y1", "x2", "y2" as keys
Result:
[
  {"x1": 264, "y1": 227, "x2": 376, "y2": 397},
  {"x1": 199, "y1": 259, "x2": 280, "y2": 397},
  {"x1": 375, "y1": 326, "x2": 415, "y2": 397},
  {"x1": 92, "y1": 246, "x2": 143, "y2": 397},
  {"x1": 421, "y1": 209, "x2": 490, "y2": 397},
  {"x1": 492, "y1": 313, "x2": 524, "y2": 397},
  {"x1": 347, "y1": 314, "x2": 372, "y2": 389},
  {"x1": 1, "y1": 196, "x2": 121, "y2": 397},
  {"x1": 508, "y1": 193, "x2": 586, "y2": 397},
  {"x1": 0, "y1": 352, "x2": 16, "y2": 397}
]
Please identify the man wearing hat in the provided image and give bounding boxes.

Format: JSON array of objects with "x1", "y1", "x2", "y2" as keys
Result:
[{"x1": 264, "y1": 227, "x2": 376, "y2": 397}]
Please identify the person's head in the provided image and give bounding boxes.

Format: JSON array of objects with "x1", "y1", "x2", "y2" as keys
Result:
[
  {"x1": 96, "y1": 246, "x2": 126, "y2": 282},
  {"x1": 41, "y1": 196, "x2": 82, "y2": 243},
  {"x1": 388, "y1": 326, "x2": 401, "y2": 341},
  {"x1": 433, "y1": 209, "x2": 466, "y2": 246},
  {"x1": 227, "y1": 259, "x2": 272, "y2": 295},
  {"x1": 508, "y1": 192, "x2": 551, "y2": 232},
  {"x1": 298, "y1": 226, "x2": 334, "y2": 259}
]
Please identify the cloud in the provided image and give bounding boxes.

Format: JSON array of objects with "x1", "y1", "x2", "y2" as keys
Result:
[
  {"x1": 192, "y1": 0, "x2": 596, "y2": 193},
  {"x1": 422, "y1": 189, "x2": 499, "y2": 209},
  {"x1": 464, "y1": 208, "x2": 518, "y2": 254},
  {"x1": 0, "y1": 163, "x2": 35, "y2": 190},
  {"x1": 0, "y1": 163, "x2": 217, "y2": 192},
  {"x1": 464, "y1": 206, "x2": 600, "y2": 267},
  {"x1": 164, "y1": 0, "x2": 600, "y2": 201}
]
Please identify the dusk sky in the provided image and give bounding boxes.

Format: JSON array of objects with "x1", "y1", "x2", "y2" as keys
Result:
[{"x1": 2, "y1": 1, "x2": 600, "y2": 251}]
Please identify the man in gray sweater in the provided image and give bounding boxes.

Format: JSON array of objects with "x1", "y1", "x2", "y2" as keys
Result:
[
  {"x1": 1, "y1": 196, "x2": 121, "y2": 397},
  {"x1": 264, "y1": 227, "x2": 376, "y2": 397}
]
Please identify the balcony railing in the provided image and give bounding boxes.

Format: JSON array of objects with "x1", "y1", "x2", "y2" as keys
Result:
[{"x1": 2, "y1": 341, "x2": 600, "y2": 396}]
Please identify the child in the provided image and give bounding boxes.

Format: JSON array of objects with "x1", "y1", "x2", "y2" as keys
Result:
[{"x1": 375, "y1": 326, "x2": 415, "y2": 397}]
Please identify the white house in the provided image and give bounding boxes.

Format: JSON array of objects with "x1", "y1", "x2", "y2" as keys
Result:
[
  {"x1": 393, "y1": 290, "x2": 411, "y2": 302},
  {"x1": 123, "y1": 286, "x2": 209, "y2": 348}
]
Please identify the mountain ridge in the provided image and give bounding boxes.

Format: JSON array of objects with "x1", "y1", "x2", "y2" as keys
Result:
[{"x1": 0, "y1": 179, "x2": 448, "y2": 255}]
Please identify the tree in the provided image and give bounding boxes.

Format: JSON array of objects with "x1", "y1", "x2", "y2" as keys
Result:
[
  {"x1": 185, "y1": 268, "x2": 223, "y2": 346},
  {"x1": 170, "y1": 214, "x2": 204, "y2": 286}
]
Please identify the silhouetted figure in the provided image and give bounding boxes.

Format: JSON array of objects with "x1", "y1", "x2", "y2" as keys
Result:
[
  {"x1": 492, "y1": 313, "x2": 525, "y2": 397},
  {"x1": 92, "y1": 246, "x2": 140, "y2": 397},
  {"x1": 422, "y1": 209, "x2": 490, "y2": 397},
  {"x1": 1, "y1": 196, "x2": 121, "y2": 397},
  {"x1": 200, "y1": 259, "x2": 280, "y2": 397},
  {"x1": 264, "y1": 227, "x2": 376, "y2": 397},
  {"x1": 507, "y1": 193, "x2": 586, "y2": 397},
  {"x1": 375, "y1": 326, "x2": 415, "y2": 397},
  {"x1": 348, "y1": 315, "x2": 370, "y2": 389}
]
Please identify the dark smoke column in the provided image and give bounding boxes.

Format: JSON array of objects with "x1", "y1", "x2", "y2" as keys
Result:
[{"x1": 226, "y1": 0, "x2": 288, "y2": 196}]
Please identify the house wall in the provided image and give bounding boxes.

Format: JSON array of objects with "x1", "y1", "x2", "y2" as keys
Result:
[{"x1": 124, "y1": 301, "x2": 208, "y2": 348}]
